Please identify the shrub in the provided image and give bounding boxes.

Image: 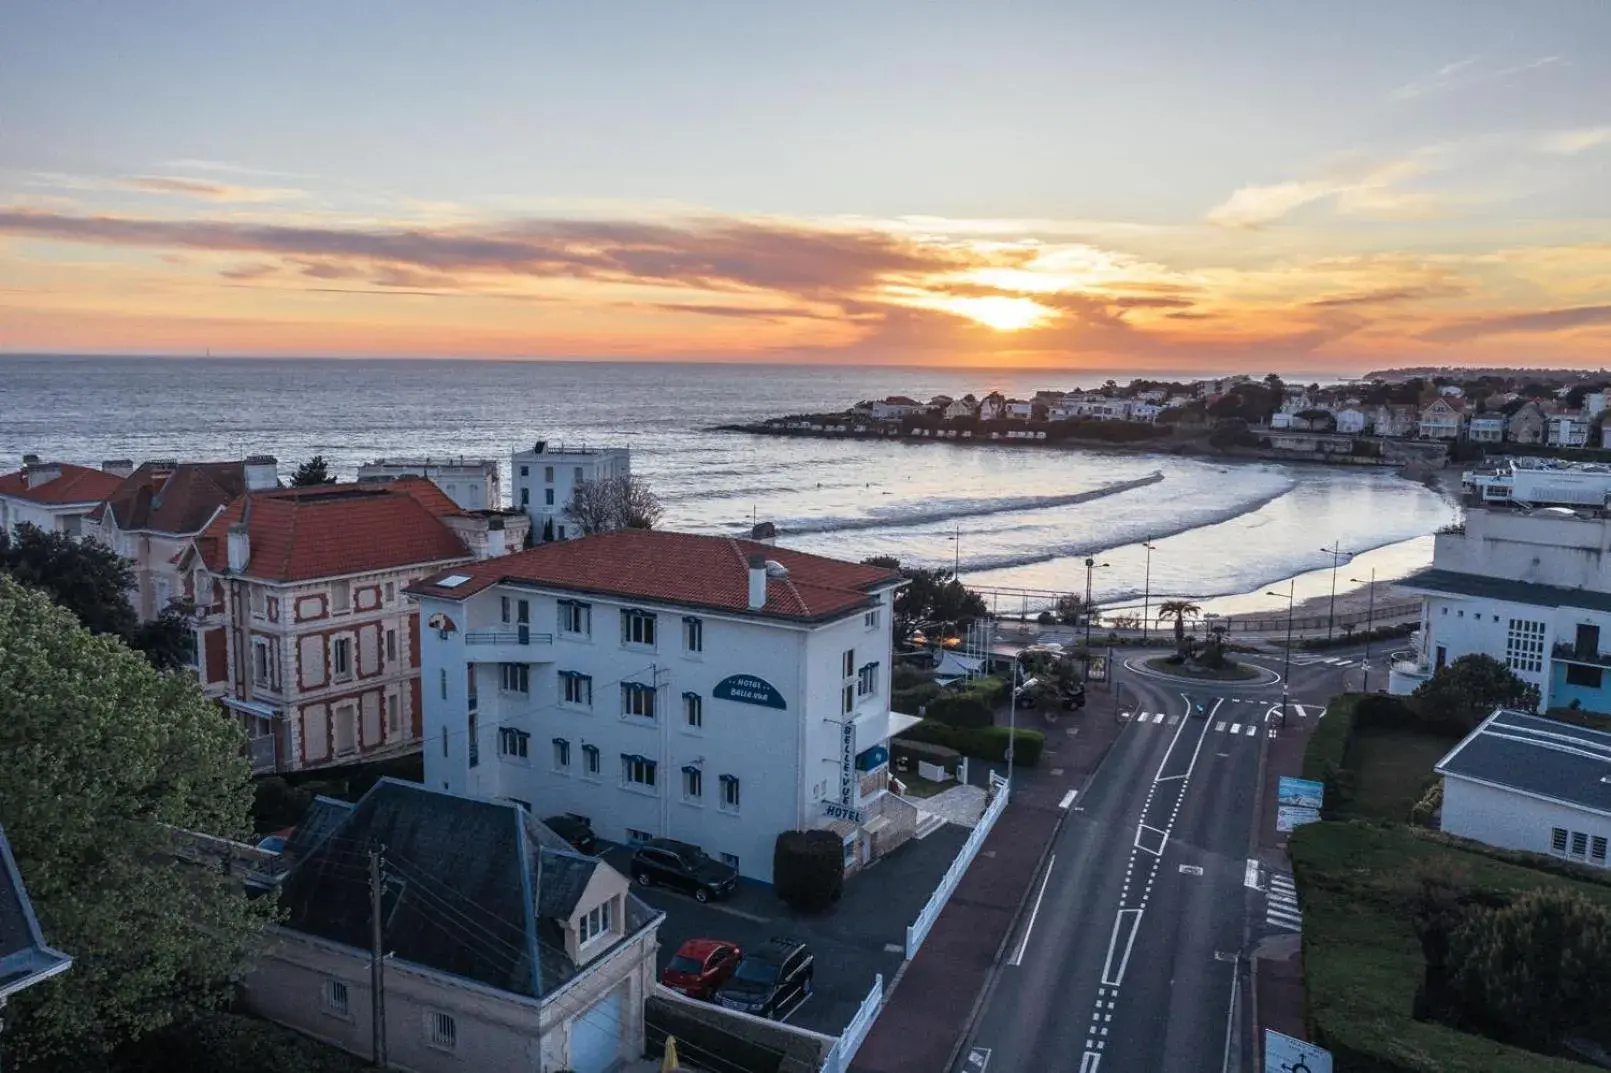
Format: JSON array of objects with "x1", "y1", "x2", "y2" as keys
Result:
[
  {"x1": 891, "y1": 738, "x2": 960, "y2": 771},
  {"x1": 891, "y1": 662, "x2": 935, "y2": 690},
  {"x1": 896, "y1": 722, "x2": 1043, "y2": 766},
  {"x1": 924, "y1": 691, "x2": 992, "y2": 729},
  {"x1": 1301, "y1": 693, "x2": 1360, "y2": 818},
  {"x1": 113, "y1": 1010, "x2": 370, "y2": 1073},
  {"x1": 772, "y1": 829, "x2": 844, "y2": 912},
  {"x1": 892, "y1": 682, "x2": 944, "y2": 713}
]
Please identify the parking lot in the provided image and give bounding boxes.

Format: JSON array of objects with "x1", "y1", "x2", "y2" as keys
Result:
[{"x1": 604, "y1": 823, "x2": 970, "y2": 1036}]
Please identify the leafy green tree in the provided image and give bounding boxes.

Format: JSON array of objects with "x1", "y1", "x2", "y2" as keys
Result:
[
  {"x1": 288, "y1": 455, "x2": 336, "y2": 486},
  {"x1": 1412, "y1": 653, "x2": 1540, "y2": 734},
  {"x1": 0, "y1": 576, "x2": 273, "y2": 1070},
  {"x1": 1446, "y1": 887, "x2": 1611, "y2": 1050},
  {"x1": 862, "y1": 556, "x2": 989, "y2": 643}
]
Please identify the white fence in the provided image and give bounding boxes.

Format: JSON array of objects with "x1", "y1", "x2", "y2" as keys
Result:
[
  {"x1": 820, "y1": 973, "x2": 883, "y2": 1073},
  {"x1": 904, "y1": 782, "x2": 1011, "y2": 959}
]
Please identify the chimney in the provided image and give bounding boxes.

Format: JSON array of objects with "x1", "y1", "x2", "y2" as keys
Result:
[
  {"x1": 23, "y1": 462, "x2": 61, "y2": 489},
  {"x1": 485, "y1": 515, "x2": 507, "y2": 558},
  {"x1": 21, "y1": 453, "x2": 39, "y2": 466},
  {"x1": 243, "y1": 455, "x2": 279, "y2": 491},
  {"x1": 227, "y1": 523, "x2": 251, "y2": 573},
  {"x1": 101, "y1": 459, "x2": 134, "y2": 478},
  {"x1": 533, "y1": 440, "x2": 547, "y2": 455},
  {"x1": 749, "y1": 521, "x2": 777, "y2": 546},
  {"x1": 747, "y1": 554, "x2": 768, "y2": 611}
]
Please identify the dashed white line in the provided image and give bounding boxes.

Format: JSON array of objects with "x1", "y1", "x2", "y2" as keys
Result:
[{"x1": 1059, "y1": 789, "x2": 1078, "y2": 809}]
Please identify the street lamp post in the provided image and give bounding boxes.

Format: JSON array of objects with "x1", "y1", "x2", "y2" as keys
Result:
[
  {"x1": 953, "y1": 523, "x2": 961, "y2": 578},
  {"x1": 1350, "y1": 569, "x2": 1377, "y2": 692},
  {"x1": 1321, "y1": 541, "x2": 1345, "y2": 641},
  {"x1": 1141, "y1": 538, "x2": 1156, "y2": 644},
  {"x1": 1084, "y1": 556, "x2": 1109, "y2": 680},
  {"x1": 1267, "y1": 579, "x2": 1296, "y2": 726}
]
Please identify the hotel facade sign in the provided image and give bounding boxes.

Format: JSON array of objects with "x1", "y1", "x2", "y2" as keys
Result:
[{"x1": 712, "y1": 674, "x2": 787, "y2": 710}]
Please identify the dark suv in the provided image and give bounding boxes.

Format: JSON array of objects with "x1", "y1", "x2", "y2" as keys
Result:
[
  {"x1": 713, "y1": 938, "x2": 815, "y2": 1018},
  {"x1": 629, "y1": 838, "x2": 738, "y2": 903}
]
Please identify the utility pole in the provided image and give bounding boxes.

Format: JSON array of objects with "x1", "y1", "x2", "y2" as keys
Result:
[
  {"x1": 1083, "y1": 557, "x2": 1108, "y2": 680},
  {"x1": 1352, "y1": 569, "x2": 1377, "y2": 692},
  {"x1": 1141, "y1": 538, "x2": 1156, "y2": 644},
  {"x1": 1321, "y1": 541, "x2": 1344, "y2": 641},
  {"x1": 953, "y1": 523, "x2": 961, "y2": 578},
  {"x1": 369, "y1": 846, "x2": 387, "y2": 1069}
]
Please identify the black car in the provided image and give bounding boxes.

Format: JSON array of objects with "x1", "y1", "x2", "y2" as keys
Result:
[
  {"x1": 713, "y1": 938, "x2": 814, "y2": 1019},
  {"x1": 542, "y1": 813, "x2": 598, "y2": 855},
  {"x1": 629, "y1": 838, "x2": 737, "y2": 903}
]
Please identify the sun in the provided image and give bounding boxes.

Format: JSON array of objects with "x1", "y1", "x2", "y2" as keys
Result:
[{"x1": 943, "y1": 295, "x2": 1053, "y2": 332}]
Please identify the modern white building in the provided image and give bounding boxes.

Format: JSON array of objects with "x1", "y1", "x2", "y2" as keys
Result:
[
  {"x1": 1436, "y1": 709, "x2": 1611, "y2": 869},
  {"x1": 357, "y1": 457, "x2": 502, "y2": 511},
  {"x1": 870, "y1": 396, "x2": 923, "y2": 421},
  {"x1": 1548, "y1": 412, "x2": 1593, "y2": 449},
  {"x1": 1392, "y1": 506, "x2": 1611, "y2": 714},
  {"x1": 1461, "y1": 457, "x2": 1611, "y2": 508},
  {"x1": 1466, "y1": 414, "x2": 1505, "y2": 443},
  {"x1": 510, "y1": 441, "x2": 631, "y2": 544},
  {"x1": 1333, "y1": 407, "x2": 1369, "y2": 434},
  {"x1": 409, "y1": 530, "x2": 917, "y2": 883}
]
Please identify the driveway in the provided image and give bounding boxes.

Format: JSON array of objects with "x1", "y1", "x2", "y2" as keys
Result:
[{"x1": 604, "y1": 824, "x2": 970, "y2": 1036}]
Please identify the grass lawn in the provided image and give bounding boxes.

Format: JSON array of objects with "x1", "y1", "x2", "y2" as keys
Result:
[
  {"x1": 1142, "y1": 655, "x2": 1260, "y2": 680},
  {"x1": 1346, "y1": 727, "x2": 1459, "y2": 822},
  {"x1": 894, "y1": 772, "x2": 954, "y2": 798},
  {"x1": 1292, "y1": 822, "x2": 1611, "y2": 1073}
]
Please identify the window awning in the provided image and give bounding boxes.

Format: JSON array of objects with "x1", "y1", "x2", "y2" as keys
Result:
[
  {"x1": 558, "y1": 669, "x2": 589, "y2": 679},
  {"x1": 222, "y1": 697, "x2": 279, "y2": 720},
  {"x1": 682, "y1": 691, "x2": 701, "y2": 700},
  {"x1": 681, "y1": 764, "x2": 702, "y2": 775},
  {"x1": 552, "y1": 737, "x2": 568, "y2": 746},
  {"x1": 581, "y1": 743, "x2": 599, "y2": 754},
  {"x1": 718, "y1": 773, "x2": 738, "y2": 783},
  {"x1": 622, "y1": 753, "x2": 651, "y2": 764}
]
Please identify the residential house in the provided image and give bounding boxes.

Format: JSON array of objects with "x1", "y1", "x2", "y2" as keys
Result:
[
  {"x1": 1507, "y1": 401, "x2": 1549, "y2": 445},
  {"x1": 943, "y1": 395, "x2": 979, "y2": 420},
  {"x1": 244, "y1": 779, "x2": 661, "y2": 1073},
  {"x1": 1548, "y1": 412, "x2": 1592, "y2": 449},
  {"x1": 1002, "y1": 399, "x2": 1034, "y2": 421},
  {"x1": 979, "y1": 392, "x2": 1007, "y2": 420},
  {"x1": 1085, "y1": 399, "x2": 1132, "y2": 421},
  {"x1": 1466, "y1": 414, "x2": 1506, "y2": 443},
  {"x1": 511, "y1": 441, "x2": 631, "y2": 544},
  {"x1": 869, "y1": 397, "x2": 922, "y2": 421},
  {"x1": 1435, "y1": 710, "x2": 1611, "y2": 870},
  {"x1": 0, "y1": 822, "x2": 73, "y2": 1008},
  {"x1": 189, "y1": 479, "x2": 493, "y2": 775},
  {"x1": 88, "y1": 456, "x2": 278, "y2": 623},
  {"x1": 1371, "y1": 404, "x2": 1420, "y2": 439},
  {"x1": 1418, "y1": 396, "x2": 1467, "y2": 440},
  {"x1": 0, "y1": 457, "x2": 127, "y2": 536},
  {"x1": 1126, "y1": 401, "x2": 1161, "y2": 423},
  {"x1": 410, "y1": 530, "x2": 918, "y2": 883},
  {"x1": 1333, "y1": 407, "x2": 1370, "y2": 435},
  {"x1": 357, "y1": 457, "x2": 503, "y2": 511}
]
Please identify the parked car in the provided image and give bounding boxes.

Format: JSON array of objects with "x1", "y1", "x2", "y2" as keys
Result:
[
  {"x1": 661, "y1": 939, "x2": 742, "y2": 1000},
  {"x1": 1012, "y1": 676, "x2": 1042, "y2": 708},
  {"x1": 542, "y1": 813, "x2": 598, "y2": 855},
  {"x1": 713, "y1": 938, "x2": 815, "y2": 1018},
  {"x1": 630, "y1": 838, "x2": 738, "y2": 902}
]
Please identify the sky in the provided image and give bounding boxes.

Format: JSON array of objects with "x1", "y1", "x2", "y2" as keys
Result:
[{"x1": 1, "y1": 0, "x2": 1609, "y2": 370}]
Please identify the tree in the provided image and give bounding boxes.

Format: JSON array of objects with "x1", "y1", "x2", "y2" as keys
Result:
[
  {"x1": 131, "y1": 597, "x2": 200, "y2": 671},
  {"x1": 1053, "y1": 593, "x2": 1082, "y2": 626},
  {"x1": 565, "y1": 475, "x2": 663, "y2": 535},
  {"x1": 0, "y1": 576, "x2": 273, "y2": 1069},
  {"x1": 1412, "y1": 653, "x2": 1540, "y2": 734},
  {"x1": 288, "y1": 455, "x2": 335, "y2": 486},
  {"x1": 862, "y1": 556, "x2": 989, "y2": 643},
  {"x1": 1446, "y1": 888, "x2": 1611, "y2": 1050},
  {"x1": 1155, "y1": 599, "x2": 1201, "y2": 656},
  {"x1": 773, "y1": 830, "x2": 844, "y2": 912}
]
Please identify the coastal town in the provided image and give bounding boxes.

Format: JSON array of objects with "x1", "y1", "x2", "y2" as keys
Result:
[{"x1": 8, "y1": 371, "x2": 1611, "y2": 1073}]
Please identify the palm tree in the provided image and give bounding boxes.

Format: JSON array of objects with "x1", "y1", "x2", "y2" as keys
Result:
[{"x1": 1156, "y1": 600, "x2": 1202, "y2": 656}]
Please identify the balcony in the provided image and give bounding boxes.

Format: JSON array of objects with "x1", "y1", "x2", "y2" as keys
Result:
[
  {"x1": 247, "y1": 735, "x2": 277, "y2": 774},
  {"x1": 1552, "y1": 642, "x2": 1611, "y2": 669},
  {"x1": 463, "y1": 627, "x2": 555, "y2": 664}
]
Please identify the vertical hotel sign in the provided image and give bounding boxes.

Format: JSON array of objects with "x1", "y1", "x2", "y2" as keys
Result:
[{"x1": 841, "y1": 721, "x2": 856, "y2": 806}]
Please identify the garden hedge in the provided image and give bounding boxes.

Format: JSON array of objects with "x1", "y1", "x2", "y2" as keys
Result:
[{"x1": 896, "y1": 720, "x2": 1043, "y2": 766}]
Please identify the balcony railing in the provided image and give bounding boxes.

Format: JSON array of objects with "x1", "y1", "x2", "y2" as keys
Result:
[
  {"x1": 465, "y1": 628, "x2": 554, "y2": 646},
  {"x1": 247, "y1": 735, "x2": 277, "y2": 774},
  {"x1": 1551, "y1": 642, "x2": 1611, "y2": 668}
]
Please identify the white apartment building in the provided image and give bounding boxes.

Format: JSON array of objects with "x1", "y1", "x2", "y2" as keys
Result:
[
  {"x1": 410, "y1": 530, "x2": 914, "y2": 883},
  {"x1": 1461, "y1": 457, "x2": 1611, "y2": 508},
  {"x1": 1392, "y1": 507, "x2": 1611, "y2": 715},
  {"x1": 1548, "y1": 412, "x2": 1593, "y2": 448},
  {"x1": 1466, "y1": 414, "x2": 1505, "y2": 443},
  {"x1": 0, "y1": 457, "x2": 127, "y2": 536},
  {"x1": 511, "y1": 441, "x2": 631, "y2": 543},
  {"x1": 357, "y1": 457, "x2": 502, "y2": 511}
]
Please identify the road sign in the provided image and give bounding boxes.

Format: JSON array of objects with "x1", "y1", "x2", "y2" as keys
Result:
[
  {"x1": 1264, "y1": 1029, "x2": 1331, "y2": 1073},
  {"x1": 1277, "y1": 805, "x2": 1321, "y2": 832},
  {"x1": 1277, "y1": 776, "x2": 1325, "y2": 810}
]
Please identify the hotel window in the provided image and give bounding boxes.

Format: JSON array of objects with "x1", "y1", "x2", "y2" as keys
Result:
[
  {"x1": 331, "y1": 580, "x2": 351, "y2": 614},
  {"x1": 501, "y1": 596, "x2": 511, "y2": 622},
  {"x1": 322, "y1": 979, "x2": 349, "y2": 1017},
  {"x1": 1573, "y1": 831, "x2": 1589, "y2": 858},
  {"x1": 622, "y1": 754, "x2": 657, "y2": 788},
  {"x1": 519, "y1": 465, "x2": 528, "y2": 477},
  {"x1": 386, "y1": 693, "x2": 399, "y2": 735},
  {"x1": 857, "y1": 661, "x2": 879, "y2": 698},
  {"x1": 385, "y1": 628, "x2": 397, "y2": 664},
  {"x1": 331, "y1": 637, "x2": 352, "y2": 681},
  {"x1": 384, "y1": 582, "x2": 395, "y2": 603},
  {"x1": 544, "y1": 465, "x2": 554, "y2": 482},
  {"x1": 842, "y1": 684, "x2": 855, "y2": 715},
  {"x1": 467, "y1": 665, "x2": 477, "y2": 709},
  {"x1": 520, "y1": 488, "x2": 529, "y2": 507},
  {"x1": 500, "y1": 663, "x2": 529, "y2": 694},
  {"x1": 545, "y1": 488, "x2": 555, "y2": 506},
  {"x1": 441, "y1": 726, "x2": 448, "y2": 758},
  {"x1": 249, "y1": 586, "x2": 266, "y2": 616},
  {"x1": 1595, "y1": 837, "x2": 1609, "y2": 864},
  {"x1": 719, "y1": 773, "x2": 740, "y2": 811},
  {"x1": 1552, "y1": 827, "x2": 1570, "y2": 854},
  {"x1": 578, "y1": 899, "x2": 613, "y2": 945},
  {"x1": 252, "y1": 640, "x2": 270, "y2": 686},
  {"x1": 552, "y1": 737, "x2": 570, "y2": 770},
  {"x1": 842, "y1": 648, "x2": 855, "y2": 678},
  {"x1": 498, "y1": 727, "x2": 530, "y2": 760},
  {"x1": 622, "y1": 682, "x2": 657, "y2": 719},
  {"x1": 1505, "y1": 618, "x2": 1546, "y2": 674},
  {"x1": 560, "y1": 600, "x2": 591, "y2": 636},
  {"x1": 574, "y1": 466, "x2": 584, "y2": 483},
  {"x1": 582, "y1": 743, "x2": 601, "y2": 776},
  {"x1": 683, "y1": 616, "x2": 703, "y2": 653},
  {"x1": 468, "y1": 712, "x2": 479, "y2": 767},
  {"x1": 621, "y1": 609, "x2": 657, "y2": 647},
  {"x1": 865, "y1": 608, "x2": 880, "y2": 630},
  {"x1": 427, "y1": 1011, "x2": 456, "y2": 1051},
  {"x1": 683, "y1": 692, "x2": 703, "y2": 728},
  {"x1": 561, "y1": 671, "x2": 593, "y2": 707},
  {"x1": 683, "y1": 766, "x2": 703, "y2": 800}
]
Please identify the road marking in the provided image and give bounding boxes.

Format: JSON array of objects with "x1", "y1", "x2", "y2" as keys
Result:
[
  {"x1": 1244, "y1": 858, "x2": 1262, "y2": 890},
  {"x1": 1322, "y1": 657, "x2": 1341, "y2": 664},
  {"x1": 1245, "y1": 724, "x2": 1257, "y2": 736},
  {"x1": 1166, "y1": 714, "x2": 1180, "y2": 725},
  {"x1": 1134, "y1": 823, "x2": 1169, "y2": 856},
  {"x1": 1220, "y1": 967, "x2": 1239, "y2": 1073},
  {"x1": 1230, "y1": 723, "x2": 1241, "y2": 735},
  {"x1": 700, "y1": 903, "x2": 772, "y2": 924},
  {"x1": 1179, "y1": 864, "x2": 1203, "y2": 875},
  {"x1": 1059, "y1": 789, "x2": 1078, "y2": 809},
  {"x1": 1215, "y1": 721, "x2": 1227, "y2": 732},
  {"x1": 965, "y1": 1047, "x2": 992, "y2": 1071},
  {"x1": 1080, "y1": 1052, "x2": 1101, "y2": 1073},
  {"x1": 1266, "y1": 873, "x2": 1303, "y2": 931},
  {"x1": 1101, "y1": 908, "x2": 1143, "y2": 986},
  {"x1": 1151, "y1": 711, "x2": 1165, "y2": 724},
  {"x1": 1268, "y1": 728, "x2": 1278, "y2": 739},
  {"x1": 1012, "y1": 853, "x2": 1056, "y2": 966}
]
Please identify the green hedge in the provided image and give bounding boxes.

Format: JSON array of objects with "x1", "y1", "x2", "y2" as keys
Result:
[
  {"x1": 1291, "y1": 822, "x2": 1606, "y2": 1073},
  {"x1": 892, "y1": 682, "x2": 944, "y2": 713},
  {"x1": 897, "y1": 720, "x2": 1044, "y2": 766},
  {"x1": 891, "y1": 738, "x2": 961, "y2": 770},
  {"x1": 1301, "y1": 693, "x2": 1420, "y2": 818}
]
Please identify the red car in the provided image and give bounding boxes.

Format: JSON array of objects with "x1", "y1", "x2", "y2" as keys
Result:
[{"x1": 661, "y1": 939, "x2": 742, "y2": 1000}]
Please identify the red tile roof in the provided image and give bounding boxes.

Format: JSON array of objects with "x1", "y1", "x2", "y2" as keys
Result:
[
  {"x1": 409, "y1": 529, "x2": 902, "y2": 622},
  {"x1": 197, "y1": 477, "x2": 470, "y2": 582},
  {"x1": 98, "y1": 460, "x2": 250, "y2": 534},
  {"x1": 0, "y1": 463, "x2": 125, "y2": 506}
]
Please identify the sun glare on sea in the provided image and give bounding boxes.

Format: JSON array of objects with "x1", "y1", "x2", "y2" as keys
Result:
[{"x1": 945, "y1": 295, "x2": 1052, "y2": 332}]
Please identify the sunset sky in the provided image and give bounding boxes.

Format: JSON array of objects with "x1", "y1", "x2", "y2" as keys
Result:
[{"x1": 2, "y1": 1, "x2": 1609, "y2": 369}]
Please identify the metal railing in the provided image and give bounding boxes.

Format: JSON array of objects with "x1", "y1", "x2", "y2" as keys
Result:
[
  {"x1": 464, "y1": 627, "x2": 553, "y2": 646},
  {"x1": 905, "y1": 781, "x2": 1010, "y2": 959},
  {"x1": 1552, "y1": 642, "x2": 1611, "y2": 668},
  {"x1": 821, "y1": 973, "x2": 884, "y2": 1073}
]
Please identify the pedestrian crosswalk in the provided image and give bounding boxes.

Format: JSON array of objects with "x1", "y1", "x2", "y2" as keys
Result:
[
  {"x1": 1265, "y1": 872, "x2": 1302, "y2": 932},
  {"x1": 1118, "y1": 711, "x2": 1268, "y2": 738}
]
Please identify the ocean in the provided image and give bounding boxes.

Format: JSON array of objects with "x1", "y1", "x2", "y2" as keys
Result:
[{"x1": 0, "y1": 355, "x2": 1456, "y2": 614}]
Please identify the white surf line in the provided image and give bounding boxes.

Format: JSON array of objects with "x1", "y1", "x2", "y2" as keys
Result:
[
  {"x1": 1059, "y1": 789, "x2": 1078, "y2": 810},
  {"x1": 1101, "y1": 908, "x2": 1144, "y2": 987},
  {"x1": 1011, "y1": 853, "x2": 1056, "y2": 967}
]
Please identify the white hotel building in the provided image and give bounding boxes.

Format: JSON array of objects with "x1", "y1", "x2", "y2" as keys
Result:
[
  {"x1": 410, "y1": 530, "x2": 917, "y2": 882},
  {"x1": 511, "y1": 441, "x2": 631, "y2": 543}
]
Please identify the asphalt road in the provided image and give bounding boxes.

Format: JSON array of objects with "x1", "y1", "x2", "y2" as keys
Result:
[{"x1": 958, "y1": 647, "x2": 1355, "y2": 1073}]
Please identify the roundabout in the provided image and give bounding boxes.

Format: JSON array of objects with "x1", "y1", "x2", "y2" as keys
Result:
[{"x1": 1121, "y1": 651, "x2": 1283, "y2": 688}]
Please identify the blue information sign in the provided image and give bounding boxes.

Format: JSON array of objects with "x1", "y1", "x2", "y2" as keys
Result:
[
  {"x1": 1277, "y1": 776, "x2": 1325, "y2": 810},
  {"x1": 1264, "y1": 1029, "x2": 1331, "y2": 1073},
  {"x1": 712, "y1": 674, "x2": 787, "y2": 710}
]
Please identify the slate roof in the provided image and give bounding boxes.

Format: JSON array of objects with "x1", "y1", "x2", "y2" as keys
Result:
[
  {"x1": 1437, "y1": 710, "x2": 1611, "y2": 817},
  {"x1": 197, "y1": 478, "x2": 470, "y2": 582},
  {"x1": 1396, "y1": 567, "x2": 1611, "y2": 615},
  {"x1": 97, "y1": 460, "x2": 249, "y2": 534},
  {"x1": 277, "y1": 779, "x2": 647, "y2": 999},
  {"x1": 0, "y1": 823, "x2": 72, "y2": 999},
  {"x1": 409, "y1": 529, "x2": 902, "y2": 623},
  {"x1": 0, "y1": 463, "x2": 124, "y2": 506}
]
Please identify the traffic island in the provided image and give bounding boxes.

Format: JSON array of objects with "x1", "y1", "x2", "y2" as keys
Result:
[{"x1": 1142, "y1": 654, "x2": 1262, "y2": 681}]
